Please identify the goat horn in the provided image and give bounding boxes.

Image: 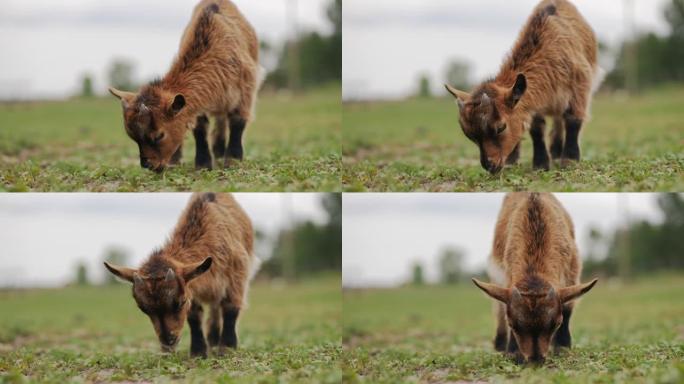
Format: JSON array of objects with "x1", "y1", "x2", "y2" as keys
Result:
[
  {"x1": 165, "y1": 268, "x2": 176, "y2": 282},
  {"x1": 481, "y1": 93, "x2": 491, "y2": 106},
  {"x1": 133, "y1": 272, "x2": 143, "y2": 286}
]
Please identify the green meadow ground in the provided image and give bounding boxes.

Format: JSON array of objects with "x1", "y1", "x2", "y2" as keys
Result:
[
  {"x1": 0, "y1": 276, "x2": 341, "y2": 383},
  {"x1": 342, "y1": 274, "x2": 684, "y2": 383},
  {"x1": 343, "y1": 86, "x2": 684, "y2": 191},
  {"x1": 0, "y1": 85, "x2": 341, "y2": 192}
]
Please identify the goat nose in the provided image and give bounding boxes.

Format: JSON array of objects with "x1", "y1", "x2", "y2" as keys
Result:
[
  {"x1": 488, "y1": 162, "x2": 502, "y2": 174},
  {"x1": 141, "y1": 158, "x2": 151, "y2": 169}
]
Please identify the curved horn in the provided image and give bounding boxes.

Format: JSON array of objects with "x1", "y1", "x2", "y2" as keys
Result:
[
  {"x1": 108, "y1": 87, "x2": 137, "y2": 108},
  {"x1": 133, "y1": 272, "x2": 144, "y2": 286},
  {"x1": 480, "y1": 93, "x2": 491, "y2": 107},
  {"x1": 472, "y1": 278, "x2": 511, "y2": 304},
  {"x1": 165, "y1": 268, "x2": 176, "y2": 282},
  {"x1": 546, "y1": 286, "x2": 557, "y2": 300},
  {"x1": 511, "y1": 287, "x2": 522, "y2": 302},
  {"x1": 444, "y1": 84, "x2": 471, "y2": 102},
  {"x1": 559, "y1": 279, "x2": 598, "y2": 303}
]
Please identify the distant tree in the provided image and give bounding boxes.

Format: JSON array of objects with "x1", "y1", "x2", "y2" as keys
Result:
[
  {"x1": 103, "y1": 246, "x2": 130, "y2": 285},
  {"x1": 326, "y1": 0, "x2": 342, "y2": 79},
  {"x1": 665, "y1": 0, "x2": 684, "y2": 38},
  {"x1": 417, "y1": 74, "x2": 432, "y2": 98},
  {"x1": 444, "y1": 59, "x2": 471, "y2": 92},
  {"x1": 604, "y1": 0, "x2": 684, "y2": 91},
  {"x1": 80, "y1": 73, "x2": 94, "y2": 98},
  {"x1": 582, "y1": 193, "x2": 684, "y2": 278},
  {"x1": 260, "y1": 193, "x2": 342, "y2": 280},
  {"x1": 75, "y1": 261, "x2": 89, "y2": 286},
  {"x1": 438, "y1": 246, "x2": 466, "y2": 284},
  {"x1": 411, "y1": 262, "x2": 425, "y2": 286},
  {"x1": 107, "y1": 59, "x2": 136, "y2": 91},
  {"x1": 265, "y1": 0, "x2": 342, "y2": 90}
]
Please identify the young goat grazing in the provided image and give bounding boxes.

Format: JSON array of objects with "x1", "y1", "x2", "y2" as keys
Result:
[
  {"x1": 445, "y1": 0, "x2": 599, "y2": 174},
  {"x1": 104, "y1": 193, "x2": 256, "y2": 357},
  {"x1": 109, "y1": 0, "x2": 264, "y2": 173},
  {"x1": 473, "y1": 193, "x2": 597, "y2": 365}
]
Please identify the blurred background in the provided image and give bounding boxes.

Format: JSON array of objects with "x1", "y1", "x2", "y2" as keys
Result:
[
  {"x1": 0, "y1": 0, "x2": 342, "y2": 100},
  {"x1": 0, "y1": 193, "x2": 341, "y2": 287},
  {"x1": 0, "y1": 0, "x2": 342, "y2": 192},
  {"x1": 342, "y1": 193, "x2": 684, "y2": 288},
  {"x1": 341, "y1": 0, "x2": 683, "y2": 192},
  {"x1": 343, "y1": 0, "x2": 684, "y2": 100}
]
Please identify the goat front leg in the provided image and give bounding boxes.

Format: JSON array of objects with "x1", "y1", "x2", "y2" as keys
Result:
[
  {"x1": 224, "y1": 110, "x2": 246, "y2": 168},
  {"x1": 217, "y1": 300, "x2": 240, "y2": 355},
  {"x1": 530, "y1": 114, "x2": 550, "y2": 171},
  {"x1": 561, "y1": 109, "x2": 583, "y2": 167},
  {"x1": 553, "y1": 306, "x2": 573, "y2": 350},
  {"x1": 494, "y1": 303, "x2": 508, "y2": 352},
  {"x1": 187, "y1": 301, "x2": 208, "y2": 358},
  {"x1": 193, "y1": 114, "x2": 213, "y2": 170}
]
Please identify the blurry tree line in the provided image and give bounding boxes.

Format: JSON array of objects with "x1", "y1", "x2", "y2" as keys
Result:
[
  {"x1": 406, "y1": 194, "x2": 684, "y2": 286},
  {"x1": 265, "y1": 0, "x2": 341, "y2": 90},
  {"x1": 409, "y1": 246, "x2": 468, "y2": 286},
  {"x1": 583, "y1": 194, "x2": 684, "y2": 279},
  {"x1": 259, "y1": 193, "x2": 341, "y2": 280},
  {"x1": 72, "y1": 246, "x2": 130, "y2": 286},
  {"x1": 73, "y1": 194, "x2": 341, "y2": 285},
  {"x1": 604, "y1": 0, "x2": 684, "y2": 91},
  {"x1": 79, "y1": 0, "x2": 341, "y2": 97},
  {"x1": 418, "y1": 0, "x2": 684, "y2": 98},
  {"x1": 416, "y1": 59, "x2": 472, "y2": 99}
]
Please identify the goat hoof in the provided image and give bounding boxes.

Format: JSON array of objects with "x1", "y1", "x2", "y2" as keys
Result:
[
  {"x1": 511, "y1": 353, "x2": 525, "y2": 365},
  {"x1": 190, "y1": 349, "x2": 207, "y2": 358},
  {"x1": 223, "y1": 157, "x2": 242, "y2": 168},
  {"x1": 533, "y1": 162, "x2": 550, "y2": 171},
  {"x1": 560, "y1": 158, "x2": 578, "y2": 169},
  {"x1": 195, "y1": 160, "x2": 213, "y2": 170}
]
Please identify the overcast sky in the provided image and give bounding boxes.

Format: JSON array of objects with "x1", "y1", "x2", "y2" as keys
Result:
[
  {"x1": 343, "y1": 193, "x2": 668, "y2": 288},
  {"x1": 0, "y1": 193, "x2": 328, "y2": 287},
  {"x1": 0, "y1": 0, "x2": 331, "y2": 100},
  {"x1": 343, "y1": 0, "x2": 672, "y2": 100}
]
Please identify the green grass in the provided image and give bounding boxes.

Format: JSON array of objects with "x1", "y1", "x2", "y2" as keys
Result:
[
  {"x1": 0, "y1": 85, "x2": 341, "y2": 192},
  {"x1": 342, "y1": 86, "x2": 684, "y2": 191},
  {"x1": 0, "y1": 276, "x2": 341, "y2": 383},
  {"x1": 342, "y1": 274, "x2": 684, "y2": 383}
]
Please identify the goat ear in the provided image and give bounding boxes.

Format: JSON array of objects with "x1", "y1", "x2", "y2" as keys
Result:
[
  {"x1": 472, "y1": 278, "x2": 510, "y2": 303},
  {"x1": 103, "y1": 261, "x2": 137, "y2": 283},
  {"x1": 108, "y1": 87, "x2": 137, "y2": 108},
  {"x1": 182, "y1": 257, "x2": 213, "y2": 282},
  {"x1": 508, "y1": 73, "x2": 527, "y2": 107},
  {"x1": 559, "y1": 279, "x2": 598, "y2": 303},
  {"x1": 444, "y1": 84, "x2": 470, "y2": 109},
  {"x1": 170, "y1": 94, "x2": 186, "y2": 114}
]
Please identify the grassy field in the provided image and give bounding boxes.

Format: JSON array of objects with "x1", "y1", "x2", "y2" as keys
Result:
[
  {"x1": 0, "y1": 276, "x2": 341, "y2": 383},
  {"x1": 0, "y1": 85, "x2": 341, "y2": 192},
  {"x1": 343, "y1": 86, "x2": 684, "y2": 191},
  {"x1": 342, "y1": 274, "x2": 684, "y2": 383}
]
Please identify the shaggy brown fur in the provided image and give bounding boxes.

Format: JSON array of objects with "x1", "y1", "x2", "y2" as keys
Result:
[
  {"x1": 105, "y1": 193, "x2": 255, "y2": 357},
  {"x1": 109, "y1": 0, "x2": 262, "y2": 173},
  {"x1": 445, "y1": 0, "x2": 598, "y2": 173},
  {"x1": 473, "y1": 193, "x2": 597, "y2": 365}
]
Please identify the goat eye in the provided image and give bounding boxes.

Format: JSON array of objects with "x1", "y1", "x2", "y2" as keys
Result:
[
  {"x1": 153, "y1": 132, "x2": 165, "y2": 144},
  {"x1": 496, "y1": 124, "x2": 507, "y2": 134}
]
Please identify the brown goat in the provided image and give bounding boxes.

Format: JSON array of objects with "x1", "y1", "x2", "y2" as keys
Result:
[
  {"x1": 104, "y1": 193, "x2": 256, "y2": 357},
  {"x1": 109, "y1": 0, "x2": 264, "y2": 173},
  {"x1": 473, "y1": 192, "x2": 597, "y2": 365},
  {"x1": 445, "y1": 0, "x2": 599, "y2": 174}
]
